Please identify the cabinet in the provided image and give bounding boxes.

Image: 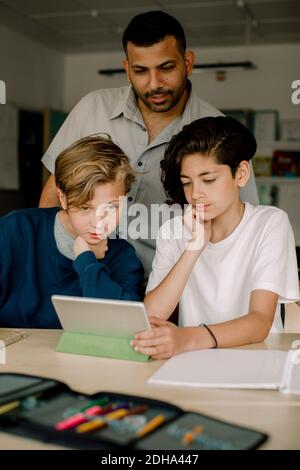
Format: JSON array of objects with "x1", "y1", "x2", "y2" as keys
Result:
[{"x1": 254, "y1": 141, "x2": 300, "y2": 246}]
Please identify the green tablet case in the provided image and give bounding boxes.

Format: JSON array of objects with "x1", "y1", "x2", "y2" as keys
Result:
[{"x1": 56, "y1": 331, "x2": 149, "y2": 362}]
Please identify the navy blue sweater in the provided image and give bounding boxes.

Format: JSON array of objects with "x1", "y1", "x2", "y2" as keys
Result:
[{"x1": 0, "y1": 208, "x2": 144, "y2": 328}]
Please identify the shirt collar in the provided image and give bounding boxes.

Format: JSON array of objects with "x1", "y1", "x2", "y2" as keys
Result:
[
  {"x1": 109, "y1": 80, "x2": 195, "y2": 132},
  {"x1": 110, "y1": 86, "x2": 142, "y2": 122},
  {"x1": 178, "y1": 80, "x2": 195, "y2": 126},
  {"x1": 154, "y1": 81, "x2": 194, "y2": 144}
]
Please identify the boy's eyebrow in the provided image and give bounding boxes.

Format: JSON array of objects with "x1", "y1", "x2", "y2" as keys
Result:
[
  {"x1": 180, "y1": 171, "x2": 216, "y2": 178},
  {"x1": 79, "y1": 199, "x2": 120, "y2": 208},
  {"x1": 95, "y1": 199, "x2": 120, "y2": 206}
]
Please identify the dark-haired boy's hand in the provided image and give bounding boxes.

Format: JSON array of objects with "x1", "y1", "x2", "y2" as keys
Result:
[
  {"x1": 131, "y1": 316, "x2": 186, "y2": 359},
  {"x1": 184, "y1": 204, "x2": 211, "y2": 252}
]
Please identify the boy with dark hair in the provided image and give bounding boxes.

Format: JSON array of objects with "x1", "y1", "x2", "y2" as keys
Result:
[{"x1": 132, "y1": 117, "x2": 299, "y2": 359}]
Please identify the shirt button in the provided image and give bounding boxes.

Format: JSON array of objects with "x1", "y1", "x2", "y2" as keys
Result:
[
  {"x1": 138, "y1": 162, "x2": 143, "y2": 167},
  {"x1": 128, "y1": 196, "x2": 133, "y2": 202}
]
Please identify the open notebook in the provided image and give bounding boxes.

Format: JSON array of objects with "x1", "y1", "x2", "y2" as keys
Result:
[{"x1": 148, "y1": 349, "x2": 300, "y2": 394}]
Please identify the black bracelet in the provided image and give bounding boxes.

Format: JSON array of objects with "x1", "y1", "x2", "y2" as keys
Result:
[{"x1": 200, "y1": 323, "x2": 218, "y2": 349}]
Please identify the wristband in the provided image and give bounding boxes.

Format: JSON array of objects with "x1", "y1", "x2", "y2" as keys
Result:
[{"x1": 199, "y1": 323, "x2": 218, "y2": 349}]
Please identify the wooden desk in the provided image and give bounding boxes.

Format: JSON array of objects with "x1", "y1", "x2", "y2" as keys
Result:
[{"x1": 0, "y1": 330, "x2": 300, "y2": 450}]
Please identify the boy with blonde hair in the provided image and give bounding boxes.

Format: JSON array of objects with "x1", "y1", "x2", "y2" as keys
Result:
[{"x1": 0, "y1": 135, "x2": 144, "y2": 328}]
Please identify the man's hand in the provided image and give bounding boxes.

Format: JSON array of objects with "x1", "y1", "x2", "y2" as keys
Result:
[
  {"x1": 39, "y1": 175, "x2": 59, "y2": 208},
  {"x1": 131, "y1": 316, "x2": 186, "y2": 360}
]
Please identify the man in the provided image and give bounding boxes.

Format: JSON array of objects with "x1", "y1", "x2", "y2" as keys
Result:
[{"x1": 40, "y1": 11, "x2": 258, "y2": 276}]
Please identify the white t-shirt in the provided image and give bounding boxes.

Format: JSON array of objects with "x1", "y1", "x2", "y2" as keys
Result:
[{"x1": 146, "y1": 203, "x2": 299, "y2": 332}]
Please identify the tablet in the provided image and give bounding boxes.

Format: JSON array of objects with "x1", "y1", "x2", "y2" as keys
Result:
[{"x1": 51, "y1": 295, "x2": 151, "y2": 338}]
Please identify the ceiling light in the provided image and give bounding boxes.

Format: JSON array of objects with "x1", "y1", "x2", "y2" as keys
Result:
[
  {"x1": 91, "y1": 9, "x2": 99, "y2": 18},
  {"x1": 192, "y1": 61, "x2": 256, "y2": 73},
  {"x1": 98, "y1": 61, "x2": 256, "y2": 76}
]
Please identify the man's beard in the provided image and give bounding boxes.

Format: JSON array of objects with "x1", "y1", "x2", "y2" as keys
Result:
[{"x1": 134, "y1": 77, "x2": 188, "y2": 113}]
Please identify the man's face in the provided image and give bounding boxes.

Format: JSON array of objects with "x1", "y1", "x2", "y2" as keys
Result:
[{"x1": 123, "y1": 36, "x2": 194, "y2": 113}]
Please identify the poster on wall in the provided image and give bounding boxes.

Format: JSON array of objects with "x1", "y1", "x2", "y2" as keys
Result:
[{"x1": 0, "y1": 104, "x2": 18, "y2": 190}]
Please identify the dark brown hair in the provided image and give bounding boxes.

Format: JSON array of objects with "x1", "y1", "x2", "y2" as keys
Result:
[
  {"x1": 161, "y1": 116, "x2": 257, "y2": 206},
  {"x1": 122, "y1": 11, "x2": 186, "y2": 56}
]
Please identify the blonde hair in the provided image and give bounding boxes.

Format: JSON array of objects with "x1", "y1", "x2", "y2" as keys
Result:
[{"x1": 55, "y1": 134, "x2": 135, "y2": 208}]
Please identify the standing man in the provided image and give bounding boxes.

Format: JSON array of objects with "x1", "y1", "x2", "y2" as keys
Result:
[{"x1": 40, "y1": 11, "x2": 258, "y2": 276}]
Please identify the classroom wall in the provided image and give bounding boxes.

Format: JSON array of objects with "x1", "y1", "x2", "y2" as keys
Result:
[
  {"x1": 1, "y1": 25, "x2": 298, "y2": 118},
  {"x1": 0, "y1": 26, "x2": 65, "y2": 214},
  {"x1": 64, "y1": 43, "x2": 300, "y2": 119},
  {"x1": 0, "y1": 25, "x2": 64, "y2": 110}
]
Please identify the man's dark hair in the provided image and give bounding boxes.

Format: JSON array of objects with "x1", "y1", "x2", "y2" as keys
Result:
[
  {"x1": 161, "y1": 116, "x2": 257, "y2": 206},
  {"x1": 122, "y1": 11, "x2": 186, "y2": 55}
]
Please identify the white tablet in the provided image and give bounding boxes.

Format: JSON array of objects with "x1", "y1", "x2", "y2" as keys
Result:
[{"x1": 51, "y1": 295, "x2": 151, "y2": 338}]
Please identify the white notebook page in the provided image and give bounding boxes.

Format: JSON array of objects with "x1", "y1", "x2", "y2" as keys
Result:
[{"x1": 148, "y1": 349, "x2": 288, "y2": 389}]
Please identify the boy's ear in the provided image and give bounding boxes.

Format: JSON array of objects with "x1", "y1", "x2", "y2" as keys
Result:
[
  {"x1": 57, "y1": 188, "x2": 67, "y2": 210},
  {"x1": 236, "y1": 161, "x2": 251, "y2": 188}
]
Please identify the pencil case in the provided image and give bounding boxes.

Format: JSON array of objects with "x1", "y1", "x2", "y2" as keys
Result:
[{"x1": 0, "y1": 372, "x2": 268, "y2": 450}]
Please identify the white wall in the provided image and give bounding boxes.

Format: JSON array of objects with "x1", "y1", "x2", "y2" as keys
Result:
[
  {"x1": 1, "y1": 28, "x2": 298, "y2": 117},
  {"x1": 64, "y1": 43, "x2": 300, "y2": 119},
  {"x1": 191, "y1": 44, "x2": 300, "y2": 120},
  {"x1": 0, "y1": 26, "x2": 64, "y2": 110},
  {"x1": 64, "y1": 51, "x2": 128, "y2": 111}
]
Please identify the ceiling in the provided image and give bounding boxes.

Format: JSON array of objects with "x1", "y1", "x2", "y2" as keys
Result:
[{"x1": 0, "y1": 0, "x2": 300, "y2": 53}]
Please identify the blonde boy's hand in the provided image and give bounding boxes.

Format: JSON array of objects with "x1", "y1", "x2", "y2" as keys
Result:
[
  {"x1": 73, "y1": 236, "x2": 92, "y2": 258},
  {"x1": 89, "y1": 239, "x2": 109, "y2": 259},
  {"x1": 131, "y1": 316, "x2": 185, "y2": 360},
  {"x1": 73, "y1": 236, "x2": 108, "y2": 259}
]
